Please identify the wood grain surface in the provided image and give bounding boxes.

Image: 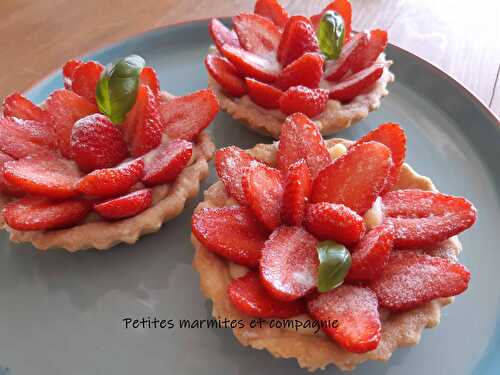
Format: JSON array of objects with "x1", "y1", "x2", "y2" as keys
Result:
[{"x1": 1, "y1": 0, "x2": 499, "y2": 116}]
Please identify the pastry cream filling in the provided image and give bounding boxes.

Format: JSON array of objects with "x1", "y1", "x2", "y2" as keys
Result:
[{"x1": 363, "y1": 196, "x2": 385, "y2": 229}]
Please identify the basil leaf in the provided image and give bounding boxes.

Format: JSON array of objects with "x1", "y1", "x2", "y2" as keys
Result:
[
  {"x1": 317, "y1": 240, "x2": 351, "y2": 293},
  {"x1": 96, "y1": 54, "x2": 146, "y2": 124},
  {"x1": 317, "y1": 11, "x2": 345, "y2": 60}
]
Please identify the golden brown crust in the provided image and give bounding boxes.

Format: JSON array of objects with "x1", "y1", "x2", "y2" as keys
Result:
[
  {"x1": 191, "y1": 139, "x2": 461, "y2": 371},
  {"x1": 208, "y1": 53, "x2": 395, "y2": 139}
]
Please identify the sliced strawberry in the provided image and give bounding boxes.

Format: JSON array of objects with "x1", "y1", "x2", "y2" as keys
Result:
[
  {"x1": 140, "y1": 66, "x2": 161, "y2": 98},
  {"x1": 304, "y1": 202, "x2": 366, "y2": 245},
  {"x1": 355, "y1": 123, "x2": 406, "y2": 193},
  {"x1": 215, "y1": 146, "x2": 261, "y2": 206},
  {"x1": 45, "y1": 89, "x2": 98, "y2": 158},
  {"x1": 370, "y1": 252, "x2": 471, "y2": 311},
  {"x1": 0, "y1": 117, "x2": 56, "y2": 158},
  {"x1": 254, "y1": 0, "x2": 289, "y2": 28},
  {"x1": 308, "y1": 285, "x2": 381, "y2": 353},
  {"x1": 123, "y1": 84, "x2": 163, "y2": 157},
  {"x1": 242, "y1": 164, "x2": 283, "y2": 231},
  {"x1": 275, "y1": 52, "x2": 324, "y2": 90},
  {"x1": 312, "y1": 141, "x2": 391, "y2": 214},
  {"x1": 3, "y1": 154, "x2": 82, "y2": 199},
  {"x1": 161, "y1": 89, "x2": 218, "y2": 141},
  {"x1": 208, "y1": 18, "x2": 241, "y2": 53},
  {"x1": 94, "y1": 188, "x2": 153, "y2": 220},
  {"x1": 62, "y1": 59, "x2": 84, "y2": 89},
  {"x1": 142, "y1": 140, "x2": 193, "y2": 186},
  {"x1": 3, "y1": 197, "x2": 91, "y2": 231},
  {"x1": 228, "y1": 272, "x2": 307, "y2": 318},
  {"x1": 192, "y1": 206, "x2": 269, "y2": 268},
  {"x1": 260, "y1": 226, "x2": 318, "y2": 301},
  {"x1": 281, "y1": 159, "x2": 311, "y2": 226},
  {"x1": 77, "y1": 158, "x2": 144, "y2": 198},
  {"x1": 277, "y1": 113, "x2": 331, "y2": 178},
  {"x1": 0, "y1": 151, "x2": 24, "y2": 196},
  {"x1": 2, "y1": 92, "x2": 53, "y2": 125},
  {"x1": 71, "y1": 114, "x2": 129, "y2": 172},
  {"x1": 310, "y1": 0, "x2": 352, "y2": 41},
  {"x1": 346, "y1": 224, "x2": 394, "y2": 282},
  {"x1": 205, "y1": 55, "x2": 247, "y2": 97},
  {"x1": 69, "y1": 61, "x2": 104, "y2": 103},
  {"x1": 245, "y1": 78, "x2": 283, "y2": 109},
  {"x1": 278, "y1": 16, "x2": 319, "y2": 67},
  {"x1": 279, "y1": 86, "x2": 329, "y2": 118},
  {"x1": 233, "y1": 13, "x2": 281, "y2": 56},
  {"x1": 221, "y1": 44, "x2": 280, "y2": 83},
  {"x1": 382, "y1": 189, "x2": 477, "y2": 248},
  {"x1": 325, "y1": 63, "x2": 385, "y2": 102}
]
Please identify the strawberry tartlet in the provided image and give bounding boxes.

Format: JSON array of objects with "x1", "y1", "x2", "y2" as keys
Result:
[
  {"x1": 0, "y1": 55, "x2": 218, "y2": 251},
  {"x1": 191, "y1": 113, "x2": 476, "y2": 370},
  {"x1": 205, "y1": 0, "x2": 394, "y2": 138}
]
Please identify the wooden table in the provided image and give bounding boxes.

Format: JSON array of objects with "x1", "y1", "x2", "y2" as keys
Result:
[{"x1": 1, "y1": 0, "x2": 499, "y2": 115}]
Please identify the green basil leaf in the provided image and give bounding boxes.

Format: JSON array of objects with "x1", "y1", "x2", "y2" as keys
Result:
[
  {"x1": 317, "y1": 10, "x2": 345, "y2": 60},
  {"x1": 96, "y1": 54, "x2": 146, "y2": 124},
  {"x1": 317, "y1": 240, "x2": 351, "y2": 293}
]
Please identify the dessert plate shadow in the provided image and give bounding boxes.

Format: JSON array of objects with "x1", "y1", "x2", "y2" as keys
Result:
[{"x1": 0, "y1": 19, "x2": 498, "y2": 375}]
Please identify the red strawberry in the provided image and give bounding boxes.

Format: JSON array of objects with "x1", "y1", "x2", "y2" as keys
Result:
[
  {"x1": 254, "y1": 0, "x2": 289, "y2": 28},
  {"x1": 215, "y1": 146, "x2": 261, "y2": 206},
  {"x1": 326, "y1": 63, "x2": 385, "y2": 102},
  {"x1": 2, "y1": 92, "x2": 53, "y2": 125},
  {"x1": 3, "y1": 197, "x2": 91, "y2": 231},
  {"x1": 233, "y1": 13, "x2": 281, "y2": 56},
  {"x1": 0, "y1": 117, "x2": 56, "y2": 158},
  {"x1": 355, "y1": 123, "x2": 406, "y2": 193},
  {"x1": 382, "y1": 189, "x2": 477, "y2": 248},
  {"x1": 0, "y1": 151, "x2": 24, "y2": 196},
  {"x1": 3, "y1": 154, "x2": 82, "y2": 199},
  {"x1": 140, "y1": 66, "x2": 161, "y2": 98},
  {"x1": 161, "y1": 89, "x2": 218, "y2": 141},
  {"x1": 274, "y1": 52, "x2": 324, "y2": 90},
  {"x1": 142, "y1": 140, "x2": 193, "y2": 186},
  {"x1": 62, "y1": 59, "x2": 83, "y2": 89},
  {"x1": 192, "y1": 206, "x2": 269, "y2": 268},
  {"x1": 277, "y1": 113, "x2": 331, "y2": 178},
  {"x1": 260, "y1": 226, "x2": 318, "y2": 301},
  {"x1": 205, "y1": 55, "x2": 247, "y2": 97},
  {"x1": 45, "y1": 89, "x2": 98, "y2": 158},
  {"x1": 304, "y1": 202, "x2": 366, "y2": 245},
  {"x1": 242, "y1": 164, "x2": 283, "y2": 231},
  {"x1": 228, "y1": 272, "x2": 307, "y2": 318},
  {"x1": 69, "y1": 61, "x2": 104, "y2": 103},
  {"x1": 77, "y1": 158, "x2": 144, "y2": 198},
  {"x1": 221, "y1": 44, "x2": 280, "y2": 83},
  {"x1": 278, "y1": 16, "x2": 319, "y2": 66},
  {"x1": 245, "y1": 78, "x2": 283, "y2": 109},
  {"x1": 281, "y1": 159, "x2": 311, "y2": 226},
  {"x1": 346, "y1": 224, "x2": 394, "y2": 282},
  {"x1": 308, "y1": 285, "x2": 381, "y2": 353},
  {"x1": 71, "y1": 114, "x2": 129, "y2": 172},
  {"x1": 312, "y1": 141, "x2": 391, "y2": 214},
  {"x1": 94, "y1": 188, "x2": 153, "y2": 220},
  {"x1": 310, "y1": 0, "x2": 352, "y2": 41},
  {"x1": 325, "y1": 30, "x2": 387, "y2": 82},
  {"x1": 370, "y1": 252, "x2": 471, "y2": 311},
  {"x1": 279, "y1": 86, "x2": 329, "y2": 118},
  {"x1": 123, "y1": 84, "x2": 163, "y2": 157},
  {"x1": 208, "y1": 18, "x2": 241, "y2": 53}
]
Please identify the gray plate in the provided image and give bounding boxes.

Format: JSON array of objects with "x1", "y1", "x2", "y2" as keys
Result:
[{"x1": 0, "y1": 19, "x2": 499, "y2": 375}]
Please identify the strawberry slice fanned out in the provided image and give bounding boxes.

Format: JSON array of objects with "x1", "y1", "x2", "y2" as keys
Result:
[
  {"x1": 281, "y1": 159, "x2": 311, "y2": 226},
  {"x1": 278, "y1": 16, "x2": 319, "y2": 67},
  {"x1": 260, "y1": 226, "x2": 319, "y2": 301},
  {"x1": 192, "y1": 206, "x2": 269, "y2": 268},
  {"x1": 382, "y1": 189, "x2": 477, "y2": 248},
  {"x1": 2, "y1": 92, "x2": 53, "y2": 126},
  {"x1": 4, "y1": 197, "x2": 91, "y2": 231},
  {"x1": 161, "y1": 89, "x2": 218, "y2": 141},
  {"x1": 0, "y1": 151, "x2": 24, "y2": 196},
  {"x1": 254, "y1": 0, "x2": 290, "y2": 28},
  {"x1": 275, "y1": 52, "x2": 325, "y2": 91},
  {"x1": 66, "y1": 61, "x2": 104, "y2": 104},
  {"x1": 279, "y1": 86, "x2": 329, "y2": 118},
  {"x1": 94, "y1": 188, "x2": 153, "y2": 220},
  {"x1": 140, "y1": 66, "x2": 161, "y2": 98},
  {"x1": 310, "y1": 0, "x2": 352, "y2": 41},
  {"x1": 228, "y1": 272, "x2": 307, "y2": 318},
  {"x1": 233, "y1": 13, "x2": 282, "y2": 57},
  {"x1": 206, "y1": 55, "x2": 248, "y2": 98},
  {"x1": 308, "y1": 285, "x2": 381, "y2": 353},
  {"x1": 370, "y1": 252, "x2": 471, "y2": 312},
  {"x1": 246, "y1": 78, "x2": 283, "y2": 109},
  {"x1": 312, "y1": 141, "x2": 392, "y2": 215},
  {"x1": 209, "y1": 18, "x2": 241, "y2": 53}
]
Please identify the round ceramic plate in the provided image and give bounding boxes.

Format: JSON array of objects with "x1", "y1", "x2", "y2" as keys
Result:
[{"x1": 0, "y1": 19, "x2": 499, "y2": 375}]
